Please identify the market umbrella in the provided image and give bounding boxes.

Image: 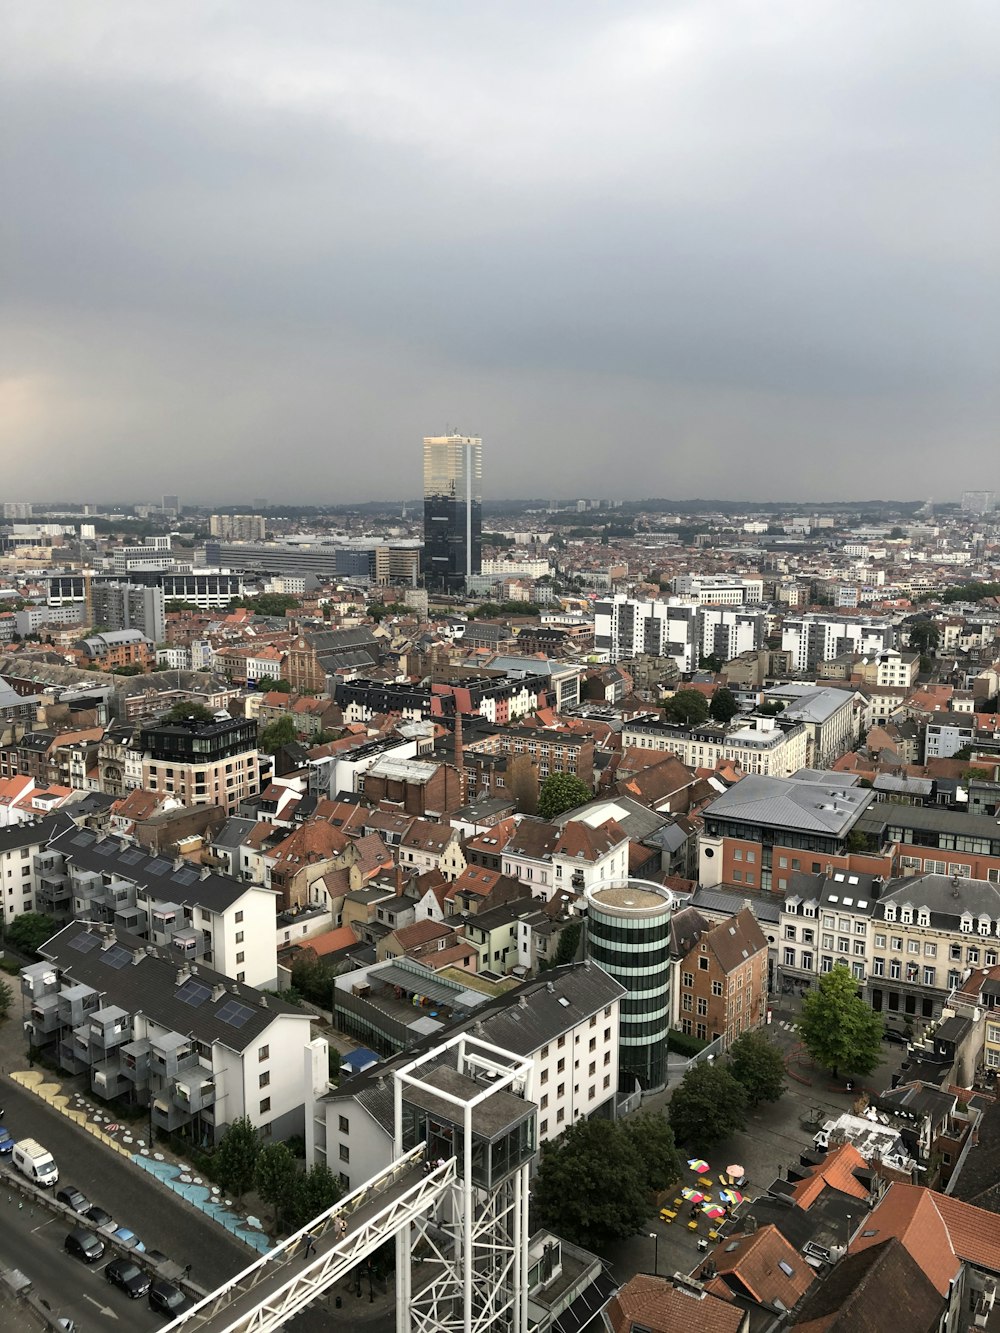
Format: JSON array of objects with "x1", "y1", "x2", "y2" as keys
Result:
[
  {"x1": 719, "y1": 1188, "x2": 744, "y2": 1205},
  {"x1": 687, "y1": 1158, "x2": 710, "y2": 1174},
  {"x1": 701, "y1": 1203, "x2": 726, "y2": 1219},
  {"x1": 681, "y1": 1188, "x2": 707, "y2": 1203},
  {"x1": 726, "y1": 1163, "x2": 745, "y2": 1178}
]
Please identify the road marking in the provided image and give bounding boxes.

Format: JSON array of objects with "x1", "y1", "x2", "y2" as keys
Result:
[
  {"x1": 83, "y1": 1295, "x2": 119, "y2": 1320},
  {"x1": 31, "y1": 1217, "x2": 57, "y2": 1232}
]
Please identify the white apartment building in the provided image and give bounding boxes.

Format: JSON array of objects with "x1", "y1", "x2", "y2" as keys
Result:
[
  {"x1": 781, "y1": 614, "x2": 898, "y2": 672},
  {"x1": 670, "y1": 575, "x2": 764, "y2": 605},
  {"x1": 622, "y1": 715, "x2": 809, "y2": 778},
  {"x1": 595, "y1": 595, "x2": 765, "y2": 671},
  {"x1": 304, "y1": 962, "x2": 625, "y2": 1190}
]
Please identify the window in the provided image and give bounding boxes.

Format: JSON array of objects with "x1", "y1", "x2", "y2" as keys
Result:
[
  {"x1": 682, "y1": 971, "x2": 694, "y2": 988},
  {"x1": 259, "y1": 1045, "x2": 269, "y2": 1061},
  {"x1": 696, "y1": 1024, "x2": 707, "y2": 1040},
  {"x1": 697, "y1": 997, "x2": 708, "y2": 1016},
  {"x1": 236, "y1": 951, "x2": 245, "y2": 964},
  {"x1": 907, "y1": 940, "x2": 920, "y2": 955},
  {"x1": 260, "y1": 1097, "x2": 271, "y2": 1114},
  {"x1": 924, "y1": 942, "x2": 937, "y2": 958},
  {"x1": 890, "y1": 959, "x2": 901, "y2": 980},
  {"x1": 950, "y1": 944, "x2": 962, "y2": 961},
  {"x1": 785, "y1": 925, "x2": 797, "y2": 941},
  {"x1": 873, "y1": 957, "x2": 884, "y2": 976},
  {"x1": 339, "y1": 1115, "x2": 349, "y2": 1134},
  {"x1": 822, "y1": 933, "x2": 834, "y2": 950},
  {"x1": 732, "y1": 870, "x2": 743, "y2": 882},
  {"x1": 235, "y1": 931, "x2": 244, "y2": 944},
  {"x1": 235, "y1": 911, "x2": 244, "y2": 923},
  {"x1": 259, "y1": 1071, "x2": 270, "y2": 1088},
  {"x1": 874, "y1": 933, "x2": 886, "y2": 949},
  {"x1": 339, "y1": 1144, "x2": 350, "y2": 1162},
  {"x1": 682, "y1": 994, "x2": 693, "y2": 1012},
  {"x1": 891, "y1": 937, "x2": 903, "y2": 952},
  {"x1": 603, "y1": 1074, "x2": 611, "y2": 1089},
  {"x1": 852, "y1": 962, "x2": 864, "y2": 980},
  {"x1": 557, "y1": 1058, "x2": 565, "y2": 1073},
  {"x1": 923, "y1": 967, "x2": 936, "y2": 987},
  {"x1": 540, "y1": 1069, "x2": 548, "y2": 1084},
  {"x1": 711, "y1": 980, "x2": 723, "y2": 996},
  {"x1": 540, "y1": 1094, "x2": 548, "y2": 1110},
  {"x1": 699, "y1": 957, "x2": 709, "y2": 971}
]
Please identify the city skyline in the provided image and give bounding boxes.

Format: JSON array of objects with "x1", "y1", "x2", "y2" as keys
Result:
[{"x1": 2, "y1": 2, "x2": 996, "y2": 503}]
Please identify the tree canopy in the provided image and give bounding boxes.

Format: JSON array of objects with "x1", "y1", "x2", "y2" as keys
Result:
[
  {"x1": 0, "y1": 977, "x2": 12, "y2": 1020},
  {"x1": 255, "y1": 1142, "x2": 300, "y2": 1230},
  {"x1": 537, "y1": 772, "x2": 592, "y2": 820},
  {"x1": 727, "y1": 1031, "x2": 786, "y2": 1107},
  {"x1": 260, "y1": 715, "x2": 299, "y2": 752},
  {"x1": 908, "y1": 620, "x2": 939, "y2": 654},
  {"x1": 668, "y1": 1059, "x2": 749, "y2": 1147},
  {"x1": 709, "y1": 687, "x2": 739, "y2": 724},
  {"x1": 256, "y1": 676, "x2": 291, "y2": 694},
  {"x1": 531, "y1": 1118, "x2": 649, "y2": 1251},
  {"x1": 661, "y1": 689, "x2": 710, "y2": 727},
  {"x1": 621, "y1": 1110, "x2": 681, "y2": 1194},
  {"x1": 214, "y1": 1116, "x2": 261, "y2": 1200},
  {"x1": 160, "y1": 700, "x2": 216, "y2": 723},
  {"x1": 798, "y1": 963, "x2": 883, "y2": 1078},
  {"x1": 4, "y1": 911, "x2": 58, "y2": 957},
  {"x1": 230, "y1": 594, "x2": 300, "y2": 616}
]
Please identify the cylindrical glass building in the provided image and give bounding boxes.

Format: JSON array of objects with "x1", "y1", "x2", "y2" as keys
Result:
[{"x1": 584, "y1": 879, "x2": 675, "y2": 1092}]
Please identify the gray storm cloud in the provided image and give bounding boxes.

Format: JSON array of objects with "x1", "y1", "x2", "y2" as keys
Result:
[{"x1": 1, "y1": 0, "x2": 997, "y2": 503}]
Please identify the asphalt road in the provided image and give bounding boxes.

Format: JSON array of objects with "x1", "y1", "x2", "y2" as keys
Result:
[
  {"x1": 0, "y1": 1075, "x2": 251, "y2": 1288},
  {"x1": 0, "y1": 1189, "x2": 163, "y2": 1333}
]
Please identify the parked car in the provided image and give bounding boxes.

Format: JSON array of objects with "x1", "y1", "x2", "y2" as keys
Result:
[
  {"x1": 105, "y1": 1258, "x2": 151, "y2": 1300},
  {"x1": 64, "y1": 1228, "x2": 106, "y2": 1265},
  {"x1": 148, "y1": 1279, "x2": 195, "y2": 1319},
  {"x1": 112, "y1": 1226, "x2": 145, "y2": 1252},
  {"x1": 56, "y1": 1186, "x2": 91, "y2": 1214},
  {"x1": 83, "y1": 1205, "x2": 118, "y2": 1233},
  {"x1": 0, "y1": 1126, "x2": 13, "y2": 1154},
  {"x1": 883, "y1": 1028, "x2": 909, "y2": 1046}
]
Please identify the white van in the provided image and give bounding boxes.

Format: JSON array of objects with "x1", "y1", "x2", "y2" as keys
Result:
[{"x1": 12, "y1": 1138, "x2": 59, "y2": 1187}]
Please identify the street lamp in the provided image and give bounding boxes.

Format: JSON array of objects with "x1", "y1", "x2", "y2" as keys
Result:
[
  {"x1": 845, "y1": 1213, "x2": 852, "y2": 1257},
  {"x1": 649, "y1": 1232, "x2": 658, "y2": 1275}
]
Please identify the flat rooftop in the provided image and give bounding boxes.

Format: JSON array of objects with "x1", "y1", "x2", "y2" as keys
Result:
[{"x1": 402, "y1": 1065, "x2": 533, "y2": 1140}]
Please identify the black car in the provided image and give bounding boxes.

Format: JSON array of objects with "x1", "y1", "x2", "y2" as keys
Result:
[
  {"x1": 56, "y1": 1186, "x2": 91, "y2": 1214},
  {"x1": 883, "y1": 1028, "x2": 909, "y2": 1046},
  {"x1": 105, "y1": 1258, "x2": 151, "y2": 1300},
  {"x1": 83, "y1": 1204, "x2": 118, "y2": 1233},
  {"x1": 64, "y1": 1227, "x2": 106, "y2": 1264},
  {"x1": 149, "y1": 1279, "x2": 195, "y2": 1319}
]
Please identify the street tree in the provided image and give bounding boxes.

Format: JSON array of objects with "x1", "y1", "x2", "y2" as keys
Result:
[
  {"x1": 668, "y1": 1060, "x2": 749, "y2": 1147},
  {"x1": 661, "y1": 689, "x2": 710, "y2": 727},
  {"x1": 214, "y1": 1116, "x2": 261, "y2": 1200},
  {"x1": 727, "y1": 1031, "x2": 786, "y2": 1107},
  {"x1": 908, "y1": 620, "x2": 939, "y2": 655},
  {"x1": 532, "y1": 1118, "x2": 648, "y2": 1251},
  {"x1": 798, "y1": 963, "x2": 883, "y2": 1079},
  {"x1": 0, "y1": 978, "x2": 12, "y2": 1020},
  {"x1": 537, "y1": 772, "x2": 592, "y2": 820},
  {"x1": 255, "y1": 1142, "x2": 300, "y2": 1231},
  {"x1": 709, "y1": 687, "x2": 740, "y2": 725},
  {"x1": 4, "y1": 912, "x2": 58, "y2": 957},
  {"x1": 622, "y1": 1110, "x2": 681, "y2": 1194},
  {"x1": 286, "y1": 1162, "x2": 342, "y2": 1231}
]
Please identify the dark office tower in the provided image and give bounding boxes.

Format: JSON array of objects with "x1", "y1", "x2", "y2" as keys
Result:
[{"x1": 422, "y1": 433, "x2": 482, "y2": 590}]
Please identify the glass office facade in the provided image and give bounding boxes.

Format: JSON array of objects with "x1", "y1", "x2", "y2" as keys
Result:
[{"x1": 422, "y1": 434, "x2": 482, "y2": 591}]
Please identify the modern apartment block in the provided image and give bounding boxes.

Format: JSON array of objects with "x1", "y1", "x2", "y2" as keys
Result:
[
  {"x1": 38, "y1": 823, "x2": 278, "y2": 986},
  {"x1": 622, "y1": 714, "x2": 809, "y2": 777},
  {"x1": 422, "y1": 433, "x2": 483, "y2": 590},
  {"x1": 139, "y1": 716, "x2": 261, "y2": 815},
  {"x1": 781, "y1": 613, "x2": 898, "y2": 671},
  {"x1": 594, "y1": 595, "x2": 766, "y2": 670},
  {"x1": 209, "y1": 514, "x2": 267, "y2": 541},
  {"x1": 90, "y1": 581, "x2": 166, "y2": 644},
  {"x1": 23, "y1": 923, "x2": 310, "y2": 1142}
]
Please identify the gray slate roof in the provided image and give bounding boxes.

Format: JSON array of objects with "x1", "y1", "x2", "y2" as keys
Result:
[
  {"x1": 703, "y1": 773, "x2": 875, "y2": 836},
  {"x1": 40, "y1": 923, "x2": 305, "y2": 1051}
]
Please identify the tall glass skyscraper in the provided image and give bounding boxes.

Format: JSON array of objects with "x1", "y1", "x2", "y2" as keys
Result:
[{"x1": 422, "y1": 433, "x2": 483, "y2": 590}]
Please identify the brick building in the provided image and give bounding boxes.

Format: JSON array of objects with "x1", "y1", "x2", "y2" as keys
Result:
[{"x1": 670, "y1": 905, "x2": 769, "y2": 1047}]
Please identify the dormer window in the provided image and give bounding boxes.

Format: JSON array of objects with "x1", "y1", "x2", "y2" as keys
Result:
[
  {"x1": 980, "y1": 918, "x2": 992, "y2": 937},
  {"x1": 900, "y1": 908, "x2": 913, "y2": 925},
  {"x1": 960, "y1": 915, "x2": 973, "y2": 934},
  {"x1": 917, "y1": 910, "x2": 930, "y2": 928},
  {"x1": 884, "y1": 905, "x2": 896, "y2": 922}
]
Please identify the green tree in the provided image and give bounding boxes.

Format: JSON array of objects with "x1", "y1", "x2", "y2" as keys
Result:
[
  {"x1": 255, "y1": 1142, "x2": 299, "y2": 1231},
  {"x1": 908, "y1": 620, "x2": 939, "y2": 655},
  {"x1": 621, "y1": 1110, "x2": 681, "y2": 1195},
  {"x1": 727, "y1": 1031, "x2": 786, "y2": 1107},
  {"x1": 537, "y1": 772, "x2": 592, "y2": 820},
  {"x1": 532, "y1": 1118, "x2": 648, "y2": 1250},
  {"x1": 0, "y1": 977, "x2": 12, "y2": 1020},
  {"x1": 214, "y1": 1116, "x2": 261, "y2": 1201},
  {"x1": 286, "y1": 1161, "x2": 343, "y2": 1230},
  {"x1": 230, "y1": 594, "x2": 300, "y2": 616},
  {"x1": 161, "y1": 701, "x2": 216, "y2": 723},
  {"x1": 701, "y1": 653, "x2": 724, "y2": 673},
  {"x1": 256, "y1": 677, "x2": 292, "y2": 694},
  {"x1": 549, "y1": 921, "x2": 582, "y2": 968},
  {"x1": 709, "y1": 687, "x2": 739, "y2": 725},
  {"x1": 291, "y1": 953, "x2": 338, "y2": 1008},
  {"x1": 661, "y1": 689, "x2": 710, "y2": 727},
  {"x1": 798, "y1": 963, "x2": 883, "y2": 1079},
  {"x1": 4, "y1": 912, "x2": 58, "y2": 957},
  {"x1": 667, "y1": 1060, "x2": 749, "y2": 1147},
  {"x1": 260, "y1": 715, "x2": 299, "y2": 752}
]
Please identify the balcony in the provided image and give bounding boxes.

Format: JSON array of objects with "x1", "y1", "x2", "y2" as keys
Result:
[
  {"x1": 88, "y1": 1006, "x2": 132, "y2": 1053},
  {"x1": 151, "y1": 1096, "x2": 193, "y2": 1134},
  {"x1": 91, "y1": 1059, "x2": 131, "y2": 1101},
  {"x1": 120, "y1": 1039, "x2": 152, "y2": 1085},
  {"x1": 29, "y1": 995, "x2": 60, "y2": 1034},
  {"x1": 172, "y1": 1075, "x2": 216, "y2": 1113},
  {"x1": 57, "y1": 984, "x2": 100, "y2": 1028}
]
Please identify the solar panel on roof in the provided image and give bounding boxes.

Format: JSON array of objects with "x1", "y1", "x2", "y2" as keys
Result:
[
  {"x1": 147, "y1": 858, "x2": 171, "y2": 875},
  {"x1": 174, "y1": 867, "x2": 199, "y2": 885},
  {"x1": 100, "y1": 944, "x2": 132, "y2": 969},
  {"x1": 216, "y1": 998, "x2": 256, "y2": 1028},
  {"x1": 120, "y1": 848, "x2": 144, "y2": 865},
  {"x1": 71, "y1": 831, "x2": 93, "y2": 847},
  {"x1": 176, "y1": 978, "x2": 211, "y2": 1007},
  {"x1": 95, "y1": 841, "x2": 117, "y2": 857},
  {"x1": 68, "y1": 930, "x2": 101, "y2": 954}
]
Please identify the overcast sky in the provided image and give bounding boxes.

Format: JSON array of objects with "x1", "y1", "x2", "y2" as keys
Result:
[{"x1": 2, "y1": 1, "x2": 997, "y2": 505}]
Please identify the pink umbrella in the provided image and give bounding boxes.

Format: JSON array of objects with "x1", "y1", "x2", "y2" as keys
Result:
[
  {"x1": 681, "y1": 1188, "x2": 707, "y2": 1203},
  {"x1": 701, "y1": 1203, "x2": 726, "y2": 1219}
]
